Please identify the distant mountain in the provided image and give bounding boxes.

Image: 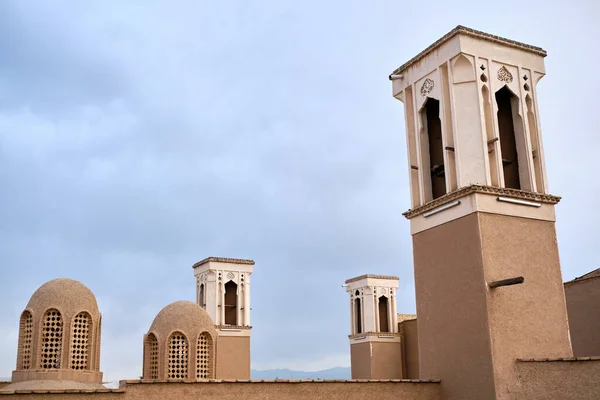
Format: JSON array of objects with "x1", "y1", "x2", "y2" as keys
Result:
[{"x1": 251, "y1": 367, "x2": 350, "y2": 380}]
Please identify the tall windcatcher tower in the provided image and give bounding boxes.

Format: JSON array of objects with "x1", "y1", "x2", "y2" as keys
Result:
[
  {"x1": 193, "y1": 257, "x2": 253, "y2": 379},
  {"x1": 345, "y1": 274, "x2": 401, "y2": 379},
  {"x1": 390, "y1": 26, "x2": 572, "y2": 399}
]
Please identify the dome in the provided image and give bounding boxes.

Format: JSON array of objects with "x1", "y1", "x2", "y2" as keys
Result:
[
  {"x1": 26, "y1": 278, "x2": 99, "y2": 317},
  {"x1": 10, "y1": 278, "x2": 103, "y2": 388},
  {"x1": 148, "y1": 301, "x2": 217, "y2": 340}
]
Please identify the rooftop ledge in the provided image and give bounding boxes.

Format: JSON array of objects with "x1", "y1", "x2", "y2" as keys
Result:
[
  {"x1": 345, "y1": 274, "x2": 399, "y2": 284},
  {"x1": 0, "y1": 388, "x2": 125, "y2": 395},
  {"x1": 120, "y1": 379, "x2": 440, "y2": 384},
  {"x1": 390, "y1": 25, "x2": 547, "y2": 76},
  {"x1": 403, "y1": 185, "x2": 561, "y2": 219},
  {"x1": 518, "y1": 357, "x2": 600, "y2": 362},
  {"x1": 193, "y1": 257, "x2": 255, "y2": 268}
]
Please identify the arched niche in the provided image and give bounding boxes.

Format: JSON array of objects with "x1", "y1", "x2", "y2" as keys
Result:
[{"x1": 452, "y1": 54, "x2": 476, "y2": 83}]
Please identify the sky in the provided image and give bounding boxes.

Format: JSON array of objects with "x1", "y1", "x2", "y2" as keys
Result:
[{"x1": 0, "y1": 0, "x2": 598, "y2": 382}]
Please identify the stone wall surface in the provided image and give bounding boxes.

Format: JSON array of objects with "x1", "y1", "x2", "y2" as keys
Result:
[
  {"x1": 514, "y1": 359, "x2": 600, "y2": 399},
  {"x1": 565, "y1": 277, "x2": 600, "y2": 357},
  {"x1": 0, "y1": 381, "x2": 442, "y2": 400}
]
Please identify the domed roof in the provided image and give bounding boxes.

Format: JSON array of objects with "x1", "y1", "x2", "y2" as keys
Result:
[
  {"x1": 148, "y1": 301, "x2": 217, "y2": 340},
  {"x1": 26, "y1": 278, "x2": 99, "y2": 317}
]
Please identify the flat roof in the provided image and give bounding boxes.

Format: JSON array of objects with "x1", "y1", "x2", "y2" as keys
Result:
[
  {"x1": 345, "y1": 274, "x2": 399, "y2": 284},
  {"x1": 390, "y1": 25, "x2": 547, "y2": 76},
  {"x1": 193, "y1": 257, "x2": 255, "y2": 268}
]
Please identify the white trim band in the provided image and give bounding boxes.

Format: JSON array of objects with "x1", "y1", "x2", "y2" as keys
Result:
[
  {"x1": 422, "y1": 200, "x2": 461, "y2": 218},
  {"x1": 496, "y1": 196, "x2": 542, "y2": 208}
]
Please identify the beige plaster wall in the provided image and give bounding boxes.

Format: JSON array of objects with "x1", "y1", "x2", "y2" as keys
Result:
[
  {"x1": 0, "y1": 381, "x2": 442, "y2": 400},
  {"x1": 514, "y1": 359, "x2": 600, "y2": 399},
  {"x1": 350, "y1": 342, "x2": 371, "y2": 379},
  {"x1": 565, "y1": 277, "x2": 600, "y2": 356},
  {"x1": 479, "y1": 213, "x2": 572, "y2": 399},
  {"x1": 370, "y1": 342, "x2": 403, "y2": 379},
  {"x1": 401, "y1": 319, "x2": 420, "y2": 379},
  {"x1": 412, "y1": 212, "x2": 496, "y2": 399},
  {"x1": 215, "y1": 336, "x2": 250, "y2": 379}
]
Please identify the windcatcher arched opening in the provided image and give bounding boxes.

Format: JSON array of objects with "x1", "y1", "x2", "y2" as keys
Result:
[
  {"x1": 224, "y1": 281, "x2": 238, "y2": 325},
  {"x1": 17, "y1": 311, "x2": 33, "y2": 370},
  {"x1": 354, "y1": 291, "x2": 362, "y2": 334},
  {"x1": 423, "y1": 98, "x2": 446, "y2": 199},
  {"x1": 378, "y1": 296, "x2": 389, "y2": 332},
  {"x1": 40, "y1": 309, "x2": 64, "y2": 369},
  {"x1": 144, "y1": 333, "x2": 159, "y2": 379},
  {"x1": 199, "y1": 284, "x2": 205, "y2": 309},
  {"x1": 196, "y1": 332, "x2": 213, "y2": 379},
  {"x1": 496, "y1": 86, "x2": 521, "y2": 189},
  {"x1": 167, "y1": 332, "x2": 188, "y2": 379},
  {"x1": 70, "y1": 312, "x2": 92, "y2": 370}
]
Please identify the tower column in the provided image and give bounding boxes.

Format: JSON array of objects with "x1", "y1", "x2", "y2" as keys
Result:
[
  {"x1": 192, "y1": 257, "x2": 254, "y2": 380},
  {"x1": 391, "y1": 26, "x2": 571, "y2": 399},
  {"x1": 345, "y1": 275, "x2": 402, "y2": 379},
  {"x1": 220, "y1": 281, "x2": 225, "y2": 325},
  {"x1": 244, "y1": 282, "x2": 251, "y2": 326},
  {"x1": 236, "y1": 282, "x2": 241, "y2": 326}
]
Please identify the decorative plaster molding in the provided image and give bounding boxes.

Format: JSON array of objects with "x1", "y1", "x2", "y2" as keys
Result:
[
  {"x1": 345, "y1": 275, "x2": 400, "y2": 284},
  {"x1": 420, "y1": 78, "x2": 435, "y2": 96},
  {"x1": 193, "y1": 257, "x2": 255, "y2": 269},
  {"x1": 348, "y1": 332, "x2": 402, "y2": 339},
  {"x1": 214, "y1": 325, "x2": 252, "y2": 330},
  {"x1": 402, "y1": 185, "x2": 561, "y2": 219},
  {"x1": 497, "y1": 66, "x2": 513, "y2": 83},
  {"x1": 390, "y1": 25, "x2": 547, "y2": 76}
]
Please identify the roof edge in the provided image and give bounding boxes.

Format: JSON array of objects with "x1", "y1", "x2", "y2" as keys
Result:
[
  {"x1": 345, "y1": 274, "x2": 399, "y2": 284},
  {"x1": 390, "y1": 25, "x2": 547, "y2": 76},
  {"x1": 193, "y1": 257, "x2": 255, "y2": 268}
]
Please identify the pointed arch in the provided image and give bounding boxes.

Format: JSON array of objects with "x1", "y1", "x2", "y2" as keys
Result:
[
  {"x1": 199, "y1": 283, "x2": 205, "y2": 309},
  {"x1": 167, "y1": 331, "x2": 188, "y2": 379},
  {"x1": 196, "y1": 332, "x2": 213, "y2": 379},
  {"x1": 452, "y1": 54, "x2": 475, "y2": 83},
  {"x1": 378, "y1": 296, "x2": 390, "y2": 332},
  {"x1": 354, "y1": 290, "x2": 362, "y2": 334},
  {"x1": 69, "y1": 312, "x2": 92, "y2": 370},
  {"x1": 145, "y1": 332, "x2": 160, "y2": 379},
  {"x1": 39, "y1": 309, "x2": 64, "y2": 369},
  {"x1": 17, "y1": 310, "x2": 33, "y2": 370},
  {"x1": 420, "y1": 97, "x2": 446, "y2": 199},
  {"x1": 224, "y1": 280, "x2": 238, "y2": 325},
  {"x1": 495, "y1": 85, "x2": 522, "y2": 189}
]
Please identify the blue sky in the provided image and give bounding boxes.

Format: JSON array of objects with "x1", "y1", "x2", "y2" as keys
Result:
[{"x1": 0, "y1": 0, "x2": 598, "y2": 382}]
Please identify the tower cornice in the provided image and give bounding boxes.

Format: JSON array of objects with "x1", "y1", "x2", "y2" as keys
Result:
[
  {"x1": 402, "y1": 185, "x2": 561, "y2": 219},
  {"x1": 390, "y1": 25, "x2": 547, "y2": 77}
]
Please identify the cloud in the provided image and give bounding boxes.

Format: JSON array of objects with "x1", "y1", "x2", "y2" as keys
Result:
[{"x1": 0, "y1": 0, "x2": 599, "y2": 380}]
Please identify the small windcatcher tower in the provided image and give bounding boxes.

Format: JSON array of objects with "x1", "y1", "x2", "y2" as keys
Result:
[
  {"x1": 390, "y1": 26, "x2": 572, "y2": 399},
  {"x1": 345, "y1": 274, "x2": 401, "y2": 379},
  {"x1": 193, "y1": 257, "x2": 253, "y2": 379}
]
